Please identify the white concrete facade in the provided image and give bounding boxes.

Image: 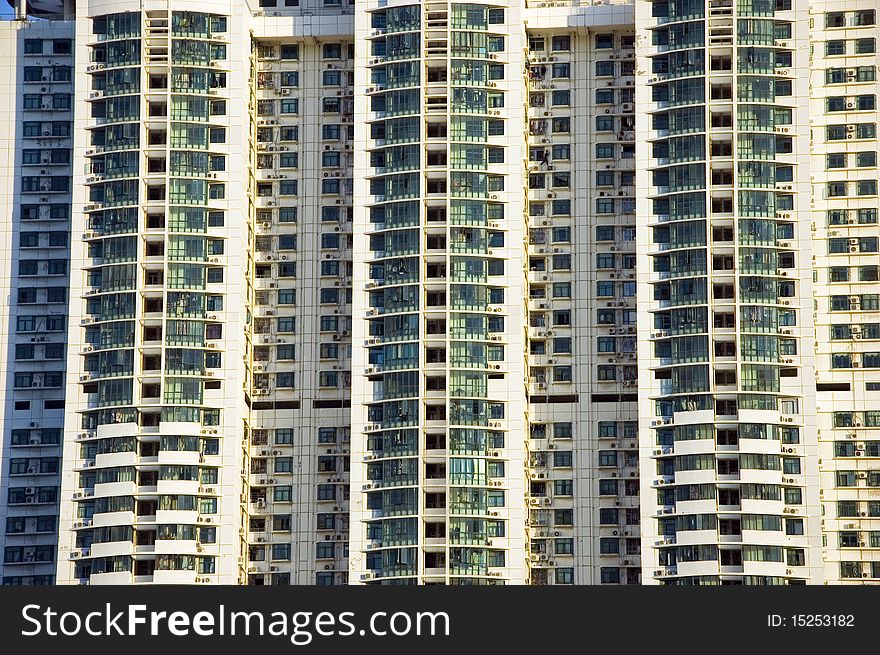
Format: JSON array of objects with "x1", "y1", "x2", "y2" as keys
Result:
[
  {"x1": 0, "y1": 0, "x2": 877, "y2": 587},
  {"x1": 0, "y1": 18, "x2": 74, "y2": 586},
  {"x1": 635, "y1": 0, "x2": 823, "y2": 585},
  {"x1": 809, "y1": 0, "x2": 880, "y2": 585}
]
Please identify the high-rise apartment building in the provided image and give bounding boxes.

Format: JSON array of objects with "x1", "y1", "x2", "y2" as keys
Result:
[
  {"x1": 635, "y1": 0, "x2": 825, "y2": 585},
  {"x1": 809, "y1": 0, "x2": 880, "y2": 584},
  {"x1": 0, "y1": 0, "x2": 877, "y2": 586},
  {"x1": 348, "y1": 0, "x2": 644, "y2": 585},
  {"x1": 0, "y1": 16, "x2": 74, "y2": 585},
  {"x1": 52, "y1": 2, "x2": 358, "y2": 585}
]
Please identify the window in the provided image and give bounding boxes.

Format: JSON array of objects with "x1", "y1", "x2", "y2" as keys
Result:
[
  {"x1": 785, "y1": 518, "x2": 804, "y2": 535},
  {"x1": 555, "y1": 539, "x2": 574, "y2": 556},
  {"x1": 554, "y1": 479, "x2": 573, "y2": 496},
  {"x1": 828, "y1": 182, "x2": 848, "y2": 197},
  {"x1": 827, "y1": 124, "x2": 847, "y2": 140},
  {"x1": 597, "y1": 365, "x2": 616, "y2": 381},
  {"x1": 858, "y1": 66, "x2": 877, "y2": 83},
  {"x1": 827, "y1": 97, "x2": 847, "y2": 112},
  {"x1": 596, "y1": 89, "x2": 614, "y2": 104},
  {"x1": 277, "y1": 288, "x2": 296, "y2": 305},
  {"x1": 52, "y1": 39, "x2": 71, "y2": 55},
  {"x1": 596, "y1": 281, "x2": 615, "y2": 298},
  {"x1": 826, "y1": 40, "x2": 846, "y2": 56},
  {"x1": 281, "y1": 98, "x2": 300, "y2": 115},
  {"x1": 556, "y1": 568, "x2": 574, "y2": 584},
  {"x1": 830, "y1": 267, "x2": 850, "y2": 282},
  {"x1": 552, "y1": 63, "x2": 570, "y2": 78},
  {"x1": 552, "y1": 226, "x2": 571, "y2": 243},
  {"x1": 596, "y1": 116, "x2": 614, "y2": 132},
  {"x1": 600, "y1": 568, "x2": 620, "y2": 584},
  {"x1": 597, "y1": 198, "x2": 615, "y2": 214},
  {"x1": 553, "y1": 451, "x2": 573, "y2": 468},
  {"x1": 553, "y1": 366, "x2": 572, "y2": 382},
  {"x1": 552, "y1": 282, "x2": 571, "y2": 298},
  {"x1": 20, "y1": 232, "x2": 39, "y2": 248},
  {"x1": 15, "y1": 345, "x2": 34, "y2": 360},
  {"x1": 827, "y1": 153, "x2": 846, "y2": 169},
  {"x1": 859, "y1": 151, "x2": 877, "y2": 167},
  {"x1": 859, "y1": 180, "x2": 878, "y2": 196},
  {"x1": 551, "y1": 36, "x2": 571, "y2": 51},
  {"x1": 322, "y1": 43, "x2": 342, "y2": 59},
  {"x1": 826, "y1": 12, "x2": 845, "y2": 28},
  {"x1": 552, "y1": 117, "x2": 570, "y2": 133},
  {"x1": 596, "y1": 253, "x2": 616, "y2": 269},
  {"x1": 858, "y1": 123, "x2": 876, "y2": 139},
  {"x1": 552, "y1": 255, "x2": 571, "y2": 271},
  {"x1": 268, "y1": 542, "x2": 291, "y2": 560},
  {"x1": 551, "y1": 90, "x2": 570, "y2": 106},
  {"x1": 783, "y1": 458, "x2": 801, "y2": 475},
  {"x1": 596, "y1": 60, "x2": 614, "y2": 77},
  {"x1": 554, "y1": 509, "x2": 573, "y2": 526},
  {"x1": 316, "y1": 484, "x2": 336, "y2": 503},
  {"x1": 322, "y1": 70, "x2": 341, "y2": 86},
  {"x1": 596, "y1": 34, "x2": 614, "y2": 49},
  {"x1": 597, "y1": 337, "x2": 616, "y2": 353},
  {"x1": 856, "y1": 38, "x2": 876, "y2": 54},
  {"x1": 550, "y1": 312, "x2": 570, "y2": 329},
  {"x1": 280, "y1": 44, "x2": 299, "y2": 60},
  {"x1": 856, "y1": 9, "x2": 876, "y2": 26}
]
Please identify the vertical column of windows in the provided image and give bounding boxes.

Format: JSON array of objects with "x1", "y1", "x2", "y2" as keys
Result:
[
  {"x1": 72, "y1": 10, "x2": 228, "y2": 584},
  {"x1": 362, "y1": 3, "x2": 423, "y2": 584},
  {"x1": 2, "y1": 29, "x2": 74, "y2": 585},
  {"x1": 359, "y1": 2, "x2": 511, "y2": 585},
  {"x1": 812, "y1": 3, "x2": 880, "y2": 583},
  {"x1": 643, "y1": 0, "x2": 811, "y2": 585}
]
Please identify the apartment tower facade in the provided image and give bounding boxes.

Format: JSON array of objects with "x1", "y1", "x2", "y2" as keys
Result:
[
  {"x1": 0, "y1": 16, "x2": 74, "y2": 586},
  {"x1": 0, "y1": 0, "x2": 877, "y2": 586},
  {"x1": 635, "y1": 0, "x2": 824, "y2": 584}
]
